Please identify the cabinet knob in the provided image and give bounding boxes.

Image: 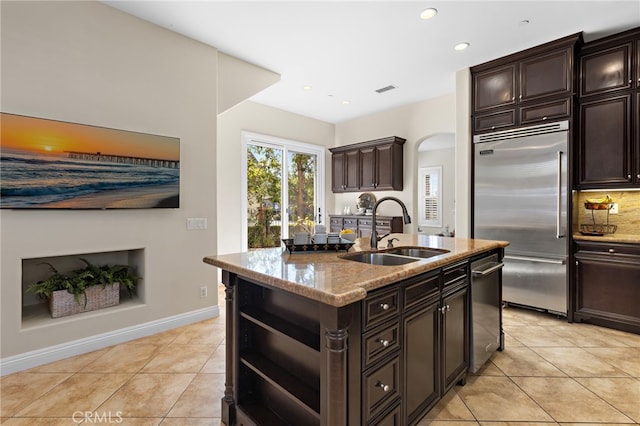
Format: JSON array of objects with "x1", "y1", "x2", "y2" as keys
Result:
[
  {"x1": 519, "y1": 95, "x2": 522, "y2": 101},
  {"x1": 380, "y1": 303, "x2": 390, "y2": 311},
  {"x1": 511, "y1": 96, "x2": 515, "y2": 101},
  {"x1": 637, "y1": 174, "x2": 640, "y2": 180},
  {"x1": 630, "y1": 79, "x2": 633, "y2": 84},
  {"x1": 609, "y1": 248, "x2": 616, "y2": 254},
  {"x1": 575, "y1": 260, "x2": 579, "y2": 266},
  {"x1": 628, "y1": 174, "x2": 632, "y2": 180},
  {"x1": 542, "y1": 116, "x2": 547, "y2": 120},
  {"x1": 376, "y1": 381, "x2": 390, "y2": 392},
  {"x1": 378, "y1": 338, "x2": 390, "y2": 347}
]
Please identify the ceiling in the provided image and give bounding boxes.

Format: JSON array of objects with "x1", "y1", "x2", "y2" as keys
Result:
[{"x1": 104, "y1": 1, "x2": 640, "y2": 124}]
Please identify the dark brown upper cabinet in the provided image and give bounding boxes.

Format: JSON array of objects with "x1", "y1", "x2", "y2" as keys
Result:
[
  {"x1": 580, "y1": 42, "x2": 633, "y2": 97},
  {"x1": 331, "y1": 149, "x2": 359, "y2": 192},
  {"x1": 472, "y1": 33, "x2": 582, "y2": 133},
  {"x1": 473, "y1": 64, "x2": 516, "y2": 113},
  {"x1": 330, "y1": 136, "x2": 405, "y2": 193},
  {"x1": 576, "y1": 27, "x2": 640, "y2": 188},
  {"x1": 578, "y1": 94, "x2": 632, "y2": 187}
]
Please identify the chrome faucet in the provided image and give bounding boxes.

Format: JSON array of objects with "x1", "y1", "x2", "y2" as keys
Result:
[{"x1": 370, "y1": 196, "x2": 411, "y2": 249}]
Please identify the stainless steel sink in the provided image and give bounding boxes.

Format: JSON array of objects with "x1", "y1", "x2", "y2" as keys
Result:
[
  {"x1": 340, "y1": 252, "x2": 420, "y2": 266},
  {"x1": 383, "y1": 247, "x2": 450, "y2": 258}
]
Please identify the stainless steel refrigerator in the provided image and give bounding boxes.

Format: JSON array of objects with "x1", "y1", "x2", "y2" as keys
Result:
[{"x1": 473, "y1": 120, "x2": 569, "y2": 315}]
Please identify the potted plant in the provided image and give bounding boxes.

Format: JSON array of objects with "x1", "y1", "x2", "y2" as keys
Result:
[{"x1": 27, "y1": 259, "x2": 139, "y2": 318}]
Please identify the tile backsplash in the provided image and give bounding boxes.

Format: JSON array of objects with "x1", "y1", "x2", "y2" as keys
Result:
[{"x1": 575, "y1": 191, "x2": 640, "y2": 235}]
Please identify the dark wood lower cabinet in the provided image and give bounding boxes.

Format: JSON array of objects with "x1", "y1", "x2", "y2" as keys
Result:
[
  {"x1": 442, "y1": 284, "x2": 470, "y2": 392},
  {"x1": 574, "y1": 241, "x2": 640, "y2": 334},
  {"x1": 219, "y1": 251, "x2": 496, "y2": 425},
  {"x1": 403, "y1": 298, "x2": 439, "y2": 425}
]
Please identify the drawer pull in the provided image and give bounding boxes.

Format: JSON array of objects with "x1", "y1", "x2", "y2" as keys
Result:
[
  {"x1": 376, "y1": 381, "x2": 390, "y2": 392},
  {"x1": 380, "y1": 303, "x2": 390, "y2": 310},
  {"x1": 440, "y1": 304, "x2": 450, "y2": 314},
  {"x1": 378, "y1": 338, "x2": 390, "y2": 347},
  {"x1": 609, "y1": 248, "x2": 616, "y2": 253}
]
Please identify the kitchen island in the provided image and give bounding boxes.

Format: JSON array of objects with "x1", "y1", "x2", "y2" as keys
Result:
[{"x1": 203, "y1": 234, "x2": 508, "y2": 426}]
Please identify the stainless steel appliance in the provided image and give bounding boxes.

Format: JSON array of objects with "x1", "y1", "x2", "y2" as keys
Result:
[
  {"x1": 470, "y1": 253, "x2": 504, "y2": 373},
  {"x1": 473, "y1": 120, "x2": 569, "y2": 315}
]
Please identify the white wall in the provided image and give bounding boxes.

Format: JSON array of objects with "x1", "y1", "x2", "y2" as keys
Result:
[
  {"x1": 334, "y1": 94, "x2": 457, "y2": 234},
  {"x1": 1, "y1": 1, "x2": 218, "y2": 359},
  {"x1": 216, "y1": 101, "x2": 335, "y2": 256}
]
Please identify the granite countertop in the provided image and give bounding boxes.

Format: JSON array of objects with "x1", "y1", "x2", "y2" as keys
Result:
[
  {"x1": 203, "y1": 234, "x2": 508, "y2": 307},
  {"x1": 572, "y1": 233, "x2": 640, "y2": 244}
]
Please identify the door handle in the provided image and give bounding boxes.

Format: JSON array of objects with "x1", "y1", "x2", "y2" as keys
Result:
[
  {"x1": 472, "y1": 262, "x2": 504, "y2": 277},
  {"x1": 504, "y1": 255, "x2": 566, "y2": 265},
  {"x1": 556, "y1": 151, "x2": 564, "y2": 239}
]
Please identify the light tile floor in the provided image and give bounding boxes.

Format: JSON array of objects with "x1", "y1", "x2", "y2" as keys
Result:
[{"x1": 2, "y1": 286, "x2": 639, "y2": 425}]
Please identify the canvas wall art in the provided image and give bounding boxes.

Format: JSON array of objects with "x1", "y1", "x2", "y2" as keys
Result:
[{"x1": 0, "y1": 113, "x2": 180, "y2": 209}]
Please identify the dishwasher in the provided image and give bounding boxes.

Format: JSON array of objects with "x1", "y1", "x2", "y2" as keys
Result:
[{"x1": 470, "y1": 253, "x2": 504, "y2": 373}]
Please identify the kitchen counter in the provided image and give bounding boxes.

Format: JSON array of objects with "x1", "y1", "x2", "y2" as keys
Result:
[
  {"x1": 203, "y1": 234, "x2": 508, "y2": 307},
  {"x1": 572, "y1": 233, "x2": 640, "y2": 244}
]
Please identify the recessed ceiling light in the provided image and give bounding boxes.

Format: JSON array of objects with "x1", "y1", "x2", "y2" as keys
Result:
[
  {"x1": 342, "y1": 100, "x2": 351, "y2": 105},
  {"x1": 420, "y1": 8, "x2": 438, "y2": 20},
  {"x1": 303, "y1": 85, "x2": 312, "y2": 91},
  {"x1": 454, "y1": 42, "x2": 470, "y2": 51}
]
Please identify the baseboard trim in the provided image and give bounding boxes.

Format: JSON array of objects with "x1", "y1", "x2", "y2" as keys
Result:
[{"x1": 0, "y1": 305, "x2": 219, "y2": 376}]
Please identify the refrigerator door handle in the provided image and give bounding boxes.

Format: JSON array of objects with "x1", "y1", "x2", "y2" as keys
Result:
[
  {"x1": 504, "y1": 255, "x2": 566, "y2": 265},
  {"x1": 557, "y1": 151, "x2": 564, "y2": 239}
]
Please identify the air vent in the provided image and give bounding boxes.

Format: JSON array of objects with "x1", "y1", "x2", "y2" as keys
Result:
[{"x1": 375, "y1": 85, "x2": 397, "y2": 94}]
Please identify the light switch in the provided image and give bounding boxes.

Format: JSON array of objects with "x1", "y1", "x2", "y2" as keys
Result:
[{"x1": 187, "y1": 218, "x2": 208, "y2": 230}]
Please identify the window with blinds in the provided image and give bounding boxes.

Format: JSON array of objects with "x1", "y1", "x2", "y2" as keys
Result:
[{"x1": 418, "y1": 166, "x2": 442, "y2": 227}]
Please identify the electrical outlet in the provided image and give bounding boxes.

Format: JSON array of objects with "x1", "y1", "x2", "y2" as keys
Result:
[
  {"x1": 610, "y1": 203, "x2": 619, "y2": 214},
  {"x1": 199, "y1": 286, "x2": 208, "y2": 298}
]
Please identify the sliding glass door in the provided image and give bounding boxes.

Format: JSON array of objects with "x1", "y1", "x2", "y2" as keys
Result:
[{"x1": 243, "y1": 133, "x2": 324, "y2": 250}]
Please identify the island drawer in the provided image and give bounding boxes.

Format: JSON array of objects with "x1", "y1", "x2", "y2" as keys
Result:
[
  {"x1": 403, "y1": 270, "x2": 440, "y2": 312},
  {"x1": 443, "y1": 260, "x2": 469, "y2": 288},
  {"x1": 362, "y1": 355, "x2": 401, "y2": 424},
  {"x1": 363, "y1": 321, "x2": 400, "y2": 369},
  {"x1": 363, "y1": 287, "x2": 400, "y2": 330}
]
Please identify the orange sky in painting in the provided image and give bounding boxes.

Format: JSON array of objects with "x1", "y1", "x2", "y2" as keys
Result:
[{"x1": 0, "y1": 113, "x2": 179, "y2": 161}]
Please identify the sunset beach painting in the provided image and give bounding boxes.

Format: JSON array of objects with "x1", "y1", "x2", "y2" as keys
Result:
[{"x1": 1, "y1": 113, "x2": 180, "y2": 209}]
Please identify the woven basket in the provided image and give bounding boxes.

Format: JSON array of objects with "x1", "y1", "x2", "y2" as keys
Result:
[{"x1": 49, "y1": 283, "x2": 120, "y2": 318}]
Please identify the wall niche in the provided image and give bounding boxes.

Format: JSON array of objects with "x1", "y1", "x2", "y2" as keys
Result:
[{"x1": 21, "y1": 248, "x2": 145, "y2": 329}]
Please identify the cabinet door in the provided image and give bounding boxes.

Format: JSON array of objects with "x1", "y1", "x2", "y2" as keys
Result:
[
  {"x1": 374, "y1": 144, "x2": 397, "y2": 190},
  {"x1": 343, "y1": 217, "x2": 358, "y2": 233},
  {"x1": 358, "y1": 217, "x2": 373, "y2": 239},
  {"x1": 331, "y1": 152, "x2": 346, "y2": 192},
  {"x1": 580, "y1": 43, "x2": 632, "y2": 97},
  {"x1": 575, "y1": 253, "x2": 640, "y2": 333},
  {"x1": 360, "y1": 147, "x2": 377, "y2": 190},
  {"x1": 403, "y1": 299, "x2": 440, "y2": 425},
  {"x1": 441, "y1": 285, "x2": 469, "y2": 393},
  {"x1": 636, "y1": 39, "x2": 640, "y2": 88},
  {"x1": 578, "y1": 94, "x2": 632, "y2": 187},
  {"x1": 520, "y1": 98, "x2": 571, "y2": 125},
  {"x1": 520, "y1": 47, "x2": 573, "y2": 102},
  {"x1": 473, "y1": 64, "x2": 516, "y2": 112},
  {"x1": 345, "y1": 150, "x2": 360, "y2": 191},
  {"x1": 636, "y1": 92, "x2": 640, "y2": 183},
  {"x1": 329, "y1": 216, "x2": 343, "y2": 233},
  {"x1": 473, "y1": 109, "x2": 516, "y2": 133}
]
